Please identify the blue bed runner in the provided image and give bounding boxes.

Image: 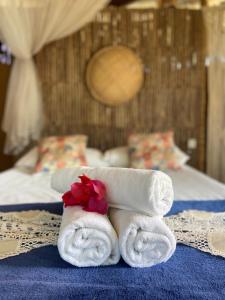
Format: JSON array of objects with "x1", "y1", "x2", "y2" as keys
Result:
[{"x1": 0, "y1": 200, "x2": 225, "y2": 300}]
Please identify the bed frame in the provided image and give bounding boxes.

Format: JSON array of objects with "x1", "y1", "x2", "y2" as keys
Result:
[{"x1": 35, "y1": 7, "x2": 207, "y2": 171}]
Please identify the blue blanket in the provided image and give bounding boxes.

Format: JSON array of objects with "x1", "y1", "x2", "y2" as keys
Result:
[{"x1": 0, "y1": 201, "x2": 225, "y2": 300}]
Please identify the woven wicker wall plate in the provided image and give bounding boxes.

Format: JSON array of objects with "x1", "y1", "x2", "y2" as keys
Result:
[{"x1": 86, "y1": 46, "x2": 144, "y2": 106}]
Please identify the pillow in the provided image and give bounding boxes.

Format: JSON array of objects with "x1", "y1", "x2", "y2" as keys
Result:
[
  {"x1": 173, "y1": 146, "x2": 190, "y2": 167},
  {"x1": 103, "y1": 146, "x2": 129, "y2": 167},
  {"x1": 15, "y1": 146, "x2": 108, "y2": 172},
  {"x1": 15, "y1": 147, "x2": 38, "y2": 171},
  {"x1": 103, "y1": 144, "x2": 189, "y2": 169},
  {"x1": 86, "y1": 148, "x2": 109, "y2": 167},
  {"x1": 35, "y1": 135, "x2": 88, "y2": 172},
  {"x1": 15, "y1": 140, "x2": 189, "y2": 172},
  {"x1": 128, "y1": 131, "x2": 186, "y2": 170}
]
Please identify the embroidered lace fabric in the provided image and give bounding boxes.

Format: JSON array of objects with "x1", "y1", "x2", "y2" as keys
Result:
[
  {"x1": 0, "y1": 210, "x2": 61, "y2": 259},
  {"x1": 0, "y1": 210, "x2": 224, "y2": 259},
  {"x1": 165, "y1": 210, "x2": 225, "y2": 258}
]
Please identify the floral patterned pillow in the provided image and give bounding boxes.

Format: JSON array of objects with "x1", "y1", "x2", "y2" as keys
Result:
[
  {"x1": 35, "y1": 135, "x2": 88, "y2": 172},
  {"x1": 128, "y1": 131, "x2": 181, "y2": 170}
]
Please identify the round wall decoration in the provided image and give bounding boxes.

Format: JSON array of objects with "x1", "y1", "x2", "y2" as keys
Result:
[{"x1": 86, "y1": 46, "x2": 144, "y2": 106}]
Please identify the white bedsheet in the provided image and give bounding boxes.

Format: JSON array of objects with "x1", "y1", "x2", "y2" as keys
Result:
[
  {"x1": 0, "y1": 169, "x2": 60, "y2": 205},
  {"x1": 166, "y1": 165, "x2": 225, "y2": 201},
  {"x1": 0, "y1": 166, "x2": 225, "y2": 206}
]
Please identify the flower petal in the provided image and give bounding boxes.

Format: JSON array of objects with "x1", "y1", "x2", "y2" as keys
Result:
[
  {"x1": 62, "y1": 191, "x2": 76, "y2": 207},
  {"x1": 71, "y1": 182, "x2": 90, "y2": 205},
  {"x1": 79, "y1": 174, "x2": 91, "y2": 184},
  {"x1": 84, "y1": 196, "x2": 108, "y2": 215},
  {"x1": 91, "y1": 180, "x2": 106, "y2": 198}
]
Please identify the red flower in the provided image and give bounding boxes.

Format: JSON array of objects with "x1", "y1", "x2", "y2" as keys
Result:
[
  {"x1": 71, "y1": 182, "x2": 93, "y2": 205},
  {"x1": 84, "y1": 196, "x2": 108, "y2": 215},
  {"x1": 62, "y1": 191, "x2": 77, "y2": 207},
  {"x1": 91, "y1": 180, "x2": 106, "y2": 199},
  {"x1": 62, "y1": 174, "x2": 108, "y2": 215}
]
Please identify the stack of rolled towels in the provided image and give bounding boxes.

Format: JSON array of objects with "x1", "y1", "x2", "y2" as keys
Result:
[{"x1": 51, "y1": 167, "x2": 176, "y2": 268}]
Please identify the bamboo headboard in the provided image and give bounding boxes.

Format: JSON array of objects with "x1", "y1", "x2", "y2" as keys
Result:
[{"x1": 36, "y1": 8, "x2": 207, "y2": 171}]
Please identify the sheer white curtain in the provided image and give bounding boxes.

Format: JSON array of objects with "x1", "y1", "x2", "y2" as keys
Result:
[{"x1": 0, "y1": 0, "x2": 109, "y2": 154}]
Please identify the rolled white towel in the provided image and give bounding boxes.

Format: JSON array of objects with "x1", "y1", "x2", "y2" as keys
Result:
[
  {"x1": 110, "y1": 209, "x2": 176, "y2": 268},
  {"x1": 58, "y1": 206, "x2": 120, "y2": 267},
  {"x1": 52, "y1": 167, "x2": 173, "y2": 216}
]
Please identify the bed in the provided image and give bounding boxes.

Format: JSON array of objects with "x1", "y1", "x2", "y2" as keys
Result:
[
  {"x1": 0, "y1": 163, "x2": 225, "y2": 299},
  {"x1": 0, "y1": 123, "x2": 224, "y2": 300},
  {"x1": 0, "y1": 165, "x2": 225, "y2": 206}
]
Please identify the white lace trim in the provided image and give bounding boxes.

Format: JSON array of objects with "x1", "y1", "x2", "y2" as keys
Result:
[
  {"x1": 0, "y1": 209, "x2": 224, "y2": 259},
  {"x1": 0, "y1": 210, "x2": 61, "y2": 259},
  {"x1": 165, "y1": 210, "x2": 225, "y2": 258}
]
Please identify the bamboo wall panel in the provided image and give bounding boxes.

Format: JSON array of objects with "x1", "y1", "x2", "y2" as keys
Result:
[
  {"x1": 204, "y1": 8, "x2": 225, "y2": 183},
  {"x1": 36, "y1": 8, "x2": 207, "y2": 171}
]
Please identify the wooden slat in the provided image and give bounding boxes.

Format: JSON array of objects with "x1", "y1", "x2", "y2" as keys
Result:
[{"x1": 204, "y1": 8, "x2": 225, "y2": 182}]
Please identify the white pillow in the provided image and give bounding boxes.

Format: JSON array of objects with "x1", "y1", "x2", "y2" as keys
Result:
[
  {"x1": 86, "y1": 148, "x2": 109, "y2": 167},
  {"x1": 174, "y1": 146, "x2": 190, "y2": 166},
  {"x1": 15, "y1": 147, "x2": 109, "y2": 171},
  {"x1": 103, "y1": 145, "x2": 190, "y2": 168},
  {"x1": 103, "y1": 146, "x2": 129, "y2": 167},
  {"x1": 15, "y1": 147, "x2": 38, "y2": 170}
]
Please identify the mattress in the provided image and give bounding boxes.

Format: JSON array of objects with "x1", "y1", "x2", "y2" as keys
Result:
[
  {"x1": 0, "y1": 166, "x2": 225, "y2": 205},
  {"x1": 0, "y1": 169, "x2": 60, "y2": 205},
  {"x1": 166, "y1": 165, "x2": 225, "y2": 201},
  {"x1": 0, "y1": 200, "x2": 224, "y2": 300}
]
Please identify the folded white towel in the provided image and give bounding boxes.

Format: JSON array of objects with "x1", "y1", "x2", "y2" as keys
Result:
[
  {"x1": 110, "y1": 209, "x2": 176, "y2": 268},
  {"x1": 52, "y1": 167, "x2": 174, "y2": 216},
  {"x1": 58, "y1": 206, "x2": 120, "y2": 267}
]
